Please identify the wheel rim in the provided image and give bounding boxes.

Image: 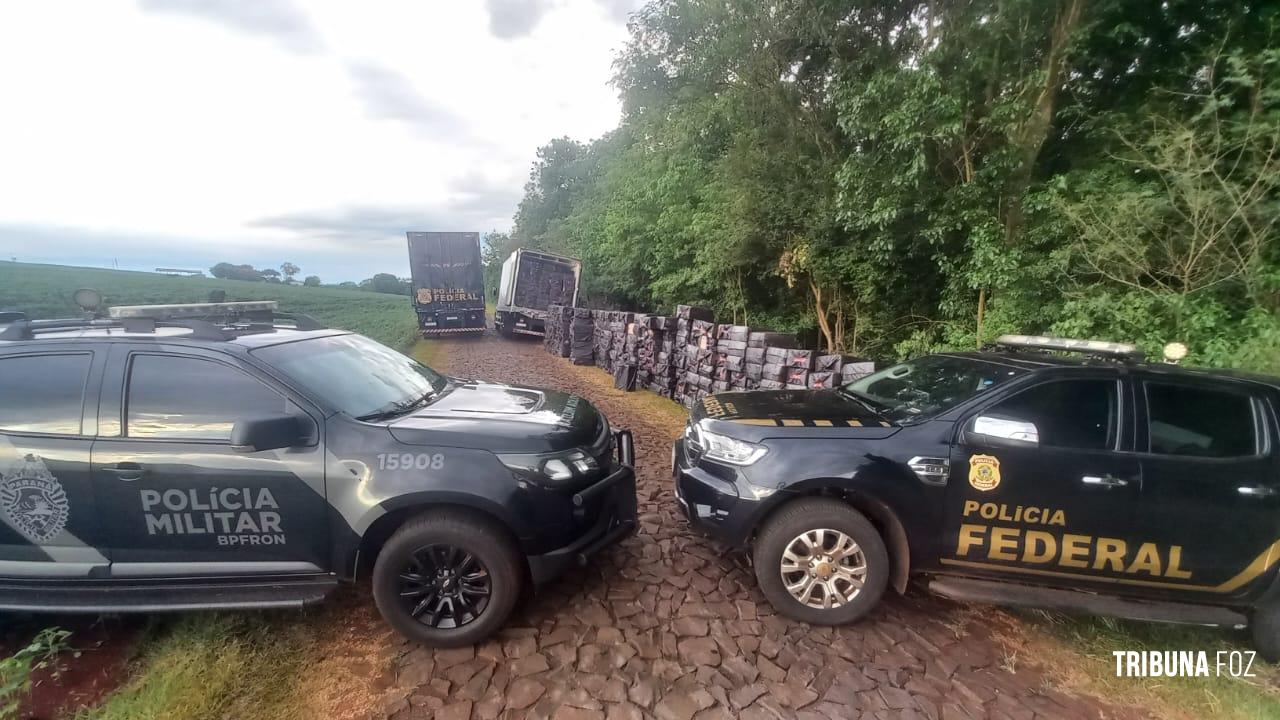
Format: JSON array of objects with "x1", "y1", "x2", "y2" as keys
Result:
[
  {"x1": 780, "y1": 528, "x2": 868, "y2": 610},
  {"x1": 397, "y1": 544, "x2": 492, "y2": 629}
]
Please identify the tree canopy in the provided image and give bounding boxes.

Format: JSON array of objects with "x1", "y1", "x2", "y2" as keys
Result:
[{"x1": 502, "y1": 0, "x2": 1279, "y2": 372}]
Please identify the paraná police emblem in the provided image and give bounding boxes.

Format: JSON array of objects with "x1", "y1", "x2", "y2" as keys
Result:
[
  {"x1": 1, "y1": 454, "x2": 70, "y2": 544},
  {"x1": 968, "y1": 454, "x2": 1001, "y2": 492}
]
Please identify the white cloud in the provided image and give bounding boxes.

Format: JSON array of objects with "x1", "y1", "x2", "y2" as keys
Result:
[{"x1": 0, "y1": 0, "x2": 629, "y2": 281}]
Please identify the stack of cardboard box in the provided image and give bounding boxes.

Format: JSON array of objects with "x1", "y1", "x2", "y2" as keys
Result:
[
  {"x1": 543, "y1": 304, "x2": 574, "y2": 358},
  {"x1": 536, "y1": 302, "x2": 877, "y2": 404}
]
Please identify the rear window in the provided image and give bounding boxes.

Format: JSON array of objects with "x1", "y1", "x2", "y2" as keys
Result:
[
  {"x1": 1145, "y1": 383, "x2": 1257, "y2": 458},
  {"x1": 0, "y1": 353, "x2": 93, "y2": 435}
]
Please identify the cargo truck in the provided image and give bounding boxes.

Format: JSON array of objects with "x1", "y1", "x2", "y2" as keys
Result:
[
  {"x1": 406, "y1": 231, "x2": 487, "y2": 336},
  {"x1": 495, "y1": 248, "x2": 582, "y2": 337}
]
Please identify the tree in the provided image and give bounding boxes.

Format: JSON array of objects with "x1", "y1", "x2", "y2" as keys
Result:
[
  {"x1": 303, "y1": 275, "x2": 322, "y2": 287},
  {"x1": 482, "y1": 231, "x2": 514, "y2": 303},
  {"x1": 281, "y1": 262, "x2": 301, "y2": 284},
  {"x1": 1054, "y1": 49, "x2": 1280, "y2": 363},
  {"x1": 360, "y1": 273, "x2": 411, "y2": 295},
  {"x1": 504, "y1": 0, "x2": 1279, "y2": 371},
  {"x1": 210, "y1": 263, "x2": 263, "y2": 282},
  {"x1": 261, "y1": 268, "x2": 282, "y2": 283}
]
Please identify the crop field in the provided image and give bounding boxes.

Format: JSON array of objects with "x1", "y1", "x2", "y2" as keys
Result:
[{"x1": 0, "y1": 262, "x2": 421, "y2": 350}]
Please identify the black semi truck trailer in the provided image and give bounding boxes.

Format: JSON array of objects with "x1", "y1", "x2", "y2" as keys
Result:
[
  {"x1": 495, "y1": 248, "x2": 582, "y2": 337},
  {"x1": 406, "y1": 231, "x2": 487, "y2": 336}
]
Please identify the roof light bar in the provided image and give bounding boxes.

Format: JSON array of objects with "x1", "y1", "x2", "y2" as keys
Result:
[
  {"x1": 994, "y1": 334, "x2": 1143, "y2": 360},
  {"x1": 109, "y1": 301, "x2": 279, "y2": 321}
]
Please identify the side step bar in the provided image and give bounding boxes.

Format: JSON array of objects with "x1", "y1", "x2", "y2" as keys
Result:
[
  {"x1": 928, "y1": 576, "x2": 1249, "y2": 628},
  {"x1": 0, "y1": 574, "x2": 338, "y2": 614}
]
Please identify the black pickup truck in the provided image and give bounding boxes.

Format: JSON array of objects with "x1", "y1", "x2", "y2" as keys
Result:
[
  {"x1": 0, "y1": 300, "x2": 636, "y2": 647},
  {"x1": 674, "y1": 334, "x2": 1280, "y2": 658}
]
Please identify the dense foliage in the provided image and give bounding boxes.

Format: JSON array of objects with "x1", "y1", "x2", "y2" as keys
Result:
[{"x1": 495, "y1": 0, "x2": 1279, "y2": 372}]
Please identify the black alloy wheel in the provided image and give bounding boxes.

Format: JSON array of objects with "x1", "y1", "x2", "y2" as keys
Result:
[
  {"x1": 373, "y1": 511, "x2": 522, "y2": 647},
  {"x1": 398, "y1": 544, "x2": 492, "y2": 629}
]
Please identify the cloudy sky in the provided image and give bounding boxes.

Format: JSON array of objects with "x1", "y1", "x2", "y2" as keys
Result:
[{"x1": 0, "y1": 0, "x2": 638, "y2": 282}]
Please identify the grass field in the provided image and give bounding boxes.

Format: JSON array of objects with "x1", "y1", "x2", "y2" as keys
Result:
[{"x1": 0, "y1": 262, "x2": 420, "y2": 351}]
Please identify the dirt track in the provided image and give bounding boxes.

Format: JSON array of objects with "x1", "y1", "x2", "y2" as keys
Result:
[{"x1": 377, "y1": 333, "x2": 1146, "y2": 720}]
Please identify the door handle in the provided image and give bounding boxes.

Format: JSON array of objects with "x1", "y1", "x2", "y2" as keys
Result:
[
  {"x1": 1082, "y1": 474, "x2": 1128, "y2": 487},
  {"x1": 1238, "y1": 486, "x2": 1279, "y2": 498},
  {"x1": 103, "y1": 462, "x2": 146, "y2": 481}
]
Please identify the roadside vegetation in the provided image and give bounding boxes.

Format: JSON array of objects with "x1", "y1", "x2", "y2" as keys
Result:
[
  {"x1": 1005, "y1": 611, "x2": 1280, "y2": 720},
  {"x1": 492, "y1": 0, "x2": 1279, "y2": 374},
  {"x1": 0, "y1": 627, "x2": 72, "y2": 719},
  {"x1": 83, "y1": 615, "x2": 308, "y2": 720}
]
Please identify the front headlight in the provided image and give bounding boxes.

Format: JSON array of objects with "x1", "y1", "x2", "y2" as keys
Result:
[
  {"x1": 498, "y1": 448, "x2": 600, "y2": 487},
  {"x1": 699, "y1": 428, "x2": 768, "y2": 466}
]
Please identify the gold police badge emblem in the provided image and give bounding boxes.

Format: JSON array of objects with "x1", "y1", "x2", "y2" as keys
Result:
[
  {"x1": 968, "y1": 454, "x2": 1001, "y2": 492},
  {"x1": 416, "y1": 288, "x2": 433, "y2": 304}
]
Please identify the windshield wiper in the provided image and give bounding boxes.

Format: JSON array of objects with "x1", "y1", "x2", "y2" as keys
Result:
[
  {"x1": 356, "y1": 390, "x2": 438, "y2": 422},
  {"x1": 838, "y1": 387, "x2": 891, "y2": 416}
]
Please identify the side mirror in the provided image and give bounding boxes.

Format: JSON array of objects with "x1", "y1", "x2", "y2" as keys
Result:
[
  {"x1": 231, "y1": 415, "x2": 305, "y2": 453},
  {"x1": 970, "y1": 415, "x2": 1039, "y2": 446}
]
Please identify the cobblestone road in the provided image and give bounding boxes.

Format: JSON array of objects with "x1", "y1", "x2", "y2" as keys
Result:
[{"x1": 381, "y1": 334, "x2": 1144, "y2": 720}]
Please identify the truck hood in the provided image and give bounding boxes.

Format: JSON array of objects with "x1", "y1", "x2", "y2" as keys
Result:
[
  {"x1": 388, "y1": 379, "x2": 603, "y2": 453},
  {"x1": 694, "y1": 390, "x2": 899, "y2": 441}
]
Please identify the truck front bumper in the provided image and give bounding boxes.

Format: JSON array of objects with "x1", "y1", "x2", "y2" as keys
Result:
[{"x1": 527, "y1": 430, "x2": 638, "y2": 584}]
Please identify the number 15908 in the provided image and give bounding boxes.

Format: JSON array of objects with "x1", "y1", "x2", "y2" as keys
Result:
[{"x1": 377, "y1": 453, "x2": 446, "y2": 471}]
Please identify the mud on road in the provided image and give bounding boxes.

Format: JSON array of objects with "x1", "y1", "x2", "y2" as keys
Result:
[{"x1": 379, "y1": 333, "x2": 1147, "y2": 720}]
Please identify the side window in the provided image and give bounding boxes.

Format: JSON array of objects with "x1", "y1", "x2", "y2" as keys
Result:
[
  {"x1": 0, "y1": 354, "x2": 93, "y2": 435},
  {"x1": 1145, "y1": 383, "x2": 1256, "y2": 458},
  {"x1": 126, "y1": 355, "x2": 286, "y2": 441},
  {"x1": 984, "y1": 379, "x2": 1117, "y2": 450}
]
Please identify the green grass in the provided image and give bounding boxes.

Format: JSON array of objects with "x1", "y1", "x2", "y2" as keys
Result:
[
  {"x1": 1008, "y1": 610, "x2": 1280, "y2": 720},
  {"x1": 82, "y1": 615, "x2": 312, "y2": 720},
  {"x1": 0, "y1": 262, "x2": 420, "y2": 350}
]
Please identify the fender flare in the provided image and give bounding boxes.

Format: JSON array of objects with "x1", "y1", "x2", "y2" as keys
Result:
[{"x1": 346, "y1": 491, "x2": 526, "y2": 580}]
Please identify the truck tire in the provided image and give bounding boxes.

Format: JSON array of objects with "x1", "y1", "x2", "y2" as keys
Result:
[
  {"x1": 373, "y1": 511, "x2": 522, "y2": 647},
  {"x1": 753, "y1": 497, "x2": 889, "y2": 626},
  {"x1": 1252, "y1": 602, "x2": 1280, "y2": 663}
]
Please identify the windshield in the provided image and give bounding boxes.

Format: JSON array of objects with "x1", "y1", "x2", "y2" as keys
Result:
[
  {"x1": 254, "y1": 334, "x2": 447, "y2": 420},
  {"x1": 843, "y1": 355, "x2": 1024, "y2": 422}
]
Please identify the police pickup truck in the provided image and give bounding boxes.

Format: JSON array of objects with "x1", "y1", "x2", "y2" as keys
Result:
[
  {"x1": 0, "y1": 298, "x2": 636, "y2": 647},
  {"x1": 674, "y1": 335, "x2": 1280, "y2": 658}
]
